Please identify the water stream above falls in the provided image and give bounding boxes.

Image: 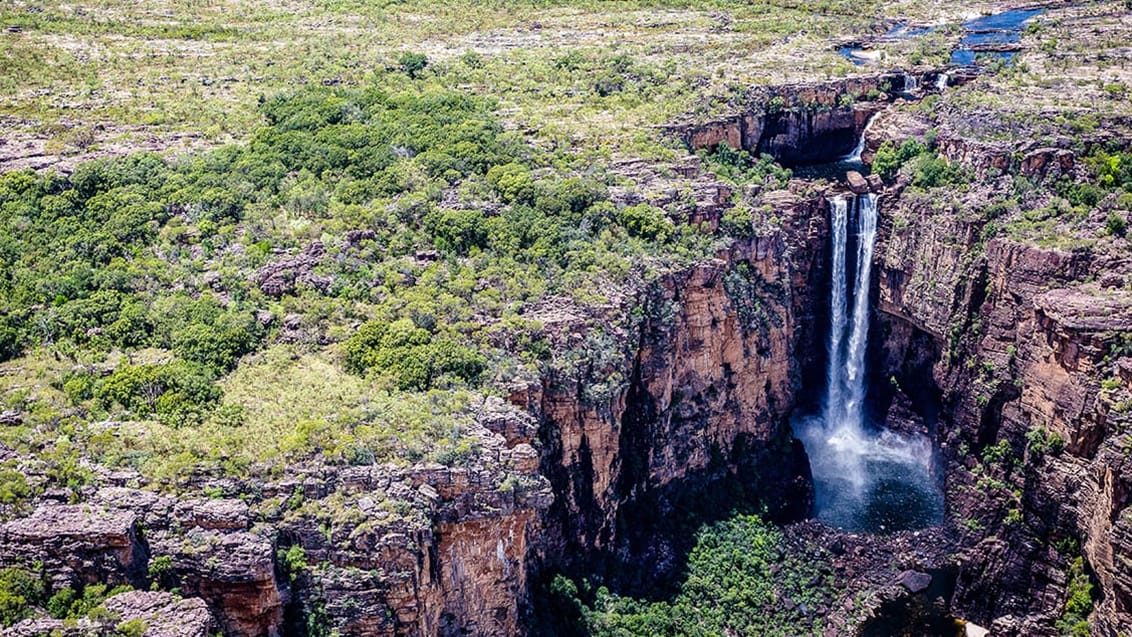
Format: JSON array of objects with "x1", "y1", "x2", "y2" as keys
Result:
[
  {"x1": 794, "y1": 194, "x2": 944, "y2": 533},
  {"x1": 838, "y1": 7, "x2": 1044, "y2": 69}
]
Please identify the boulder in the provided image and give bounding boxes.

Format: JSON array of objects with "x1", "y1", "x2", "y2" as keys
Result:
[
  {"x1": 846, "y1": 170, "x2": 870, "y2": 194},
  {"x1": 0, "y1": 504, "x2": 146, "y2": 587},
  {"x1": 102, "y1": 590, "x2": 219, "y2": 637},
  {"x1": 897, "y1": 569, "x2": 932, "y2": 593}
]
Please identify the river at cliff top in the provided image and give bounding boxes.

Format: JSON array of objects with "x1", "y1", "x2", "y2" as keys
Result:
[{"x1": 838, "y1": 7, "x2": 1044, "y2": 68}]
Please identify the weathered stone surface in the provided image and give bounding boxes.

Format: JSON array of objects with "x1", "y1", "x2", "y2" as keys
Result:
[
  {"x1": 173, "y1": 498, "x2": 250, "y2": 531},
  {"x1": 254, "y1": 241, "x2": 330, "y2": 297},
  {"x1": 0, "y1": 504, "x2": 146, "y2": 588},
  {"x1": 873, "y1": 145, "x2": 1132, "y2": 632},
  {"x1": 898, "y1": 570, "x2": 932, "y2": 593},
  {"x1": 148, "y1": 530, "x2": 283, "y2": 637},
  {"x1": 102, "y1": 590, "x2": 219, "y2": 637},
  {"x1": 846, "y1": 170, "x2": 869, "y2": 194},
  {"x1": 534, "y1": 186, "x2": 825, "y2": 593},
  {"x1": 672, "y1": 73, "x2": 902, "y2": 165}
]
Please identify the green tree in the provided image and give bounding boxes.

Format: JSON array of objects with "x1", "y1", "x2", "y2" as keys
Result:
[
  {"x1": 617, "y1": 204, "x2": 674, "y2": 241},
  {"x1": 0, "y1": 567, "x2": 44, "y2": 627},
  {"x1": 398, "y1": 52, "x2": 429, "y2": 78}
]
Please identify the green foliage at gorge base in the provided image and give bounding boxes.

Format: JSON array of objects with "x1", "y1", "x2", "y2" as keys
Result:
[{"x1": 548, "y1": 514, "x2": 830, "y2": 637}]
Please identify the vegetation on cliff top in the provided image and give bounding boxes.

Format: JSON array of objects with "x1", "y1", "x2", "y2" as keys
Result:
[{"x1": 0, "y1": 75, "x2": 746, "y2": 488}]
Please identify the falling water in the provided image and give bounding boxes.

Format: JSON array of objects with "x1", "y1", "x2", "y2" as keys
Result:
[
  {"x1": 844, "y1": 114, "x2": 879, "y2": 163},
  {"x1": 903, "y1": 73, "x2": 919, "y2": 93},
  {"x1": 796, "y1": 194, "x2": 943, "y2": 532},
  {"x1": 823, "y1": 196, "x2": 848, "y2": 429},
  {"x1": 935, "y1": 73, "x2": 949, "y2": 91}
]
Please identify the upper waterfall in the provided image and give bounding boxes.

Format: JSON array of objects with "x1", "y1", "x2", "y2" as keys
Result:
[{"x1": 843, "y1": 114, "x2": 879, "y2": 163}]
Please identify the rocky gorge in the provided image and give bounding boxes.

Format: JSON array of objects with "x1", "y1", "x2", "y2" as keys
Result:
[{"x1": 2, "y1": 3, "x2": 1132, "y2": 636}]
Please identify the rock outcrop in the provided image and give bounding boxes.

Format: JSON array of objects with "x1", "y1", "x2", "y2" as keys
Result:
[
  {"x1": 873, "y1": 169, "x2": 1132, "y2": 633},
  {"x1": 527, "y1": 186, "x2": 827, "y2": 596},
  {"x1": 671, "y1": 72, "x2": 933, "y2": 166},
  {"x1": 0, "y1": 402, "x2": 552, "y2": 637}
]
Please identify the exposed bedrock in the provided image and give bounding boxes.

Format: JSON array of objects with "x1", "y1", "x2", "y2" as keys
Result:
[
  {"x1": 0, "y1": 403, "x2": 553, "y2": 637},
  {"x1": 671, "y1": 71, "x2": 957, "y2": 166},
  {"x1": 873, "y1": 170, "x2": 1132, "y2": 634},
  {"x1": 521, "y1": 189, "x2": 830, "y2": 600}
]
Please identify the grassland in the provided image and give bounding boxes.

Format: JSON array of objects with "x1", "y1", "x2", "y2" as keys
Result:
[
  {"x1": 1, "y1": 0, "x2": 1131, "y2": 493},
  {"x1": 2, "y1": 0, "x2": 1033, "y2": 171}
]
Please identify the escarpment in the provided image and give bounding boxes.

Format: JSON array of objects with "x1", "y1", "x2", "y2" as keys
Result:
[
  {"x1": 525, "y1": 190, "x2": 828, "y2": 596},
  {"x1": 672, "y1": 71, "x2": 959, "y2": 166},
  {"x1": 2, "y1": 42, "x2": 1131, "y2": 636},
  {"x1": 871, "y1": 148, "x2": 1132, "y2": 633},
  {"x1": 0, "y1": 403, "x2": 553, "y2": 637}
]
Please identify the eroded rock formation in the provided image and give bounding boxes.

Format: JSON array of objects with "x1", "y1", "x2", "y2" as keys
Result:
[
  {"x1": 873, "y1": 158, "x2": 1132, "y2": 634},
  {"x1": 526, "y1": 191, "x2": 826, "y2": 595}
]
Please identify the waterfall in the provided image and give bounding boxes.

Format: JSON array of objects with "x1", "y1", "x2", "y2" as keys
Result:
[
  {"x1": 903, "y1": 73, "x2": 919, "y2": 93},
  {"x1": 822, "y1": 196, "x2": 849, "y2": 433},
  {"x1": 935, "y1": 72, "x2": 949, "y2": 91},
  {"x1": 818, "y1": 194, "x2": 876, "y2": 495},
  {"x1": 845, "y1": 193, "x2": 877, "y2": 428},
  {"x1": 794, "y1": 193, "x2": 943, "y2": 532},
  {"x1": 844, "y1": 114, "x2": 878, "y2": 163}
]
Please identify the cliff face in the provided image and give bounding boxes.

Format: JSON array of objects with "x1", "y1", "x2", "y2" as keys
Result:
[
  {"x1": 674, "y1": 72, "x2": 948, "y2": 166},
  {"x1": 873, "y1": 174, "x2": 1132, "y2": 634},
  {"x1": 0, "y1": 182, "x2": 832, "y2": 635},
  {"x1": 0, "y1": 401, "x2": 552, "y2": 637},
  {"x1": 522, "y1": 189, "x2": 827, "y2": 596}
]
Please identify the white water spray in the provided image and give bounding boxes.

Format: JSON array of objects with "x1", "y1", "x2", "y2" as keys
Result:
[
  {"x1": 815, "y1": 194, "x2": 877, "y2": 496},
  {"x1": 844, "y1": 114, "x2": 879, "y2": 163},
  {"x1": 903, "y1": 73, "x2": 919, "y2": 93},
  {"x1": 796, "y1": 193, "x2": 943, "y2": 531},
  {"x1": 935, "y1": 72, "x2": 949, "y2": 91}
]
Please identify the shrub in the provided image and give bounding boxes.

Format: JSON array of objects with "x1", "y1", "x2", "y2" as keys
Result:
[
  {"x1": 46, "y1": 583, "x2": 131, "y2": 620},
  {"x1": 871, "y1": 139, "x2": 926, "y2": 180},
  {"x1": 537, "y1": 177, "x2": 608, "y2": 216},
  {"x1": 701, "y1": 145, "x2": 791, "y2": 189},
  {"x1": 424, "y1": 208, "x2": 489, "y2": 255},
  {"x1": 617, "y1": 204, "x2": 674, "y2": 241},
  {"x1": 343, "y1": 319, "x2": 485, "y2": 391},
  {"x1": 1026, "y1": 427, "x2": 1065, "y2": 458},
  {"x1": 570, "y1": 513, "x2": 829, "y2": 636},
  {"x1": 1056, "y1": 557, "x2": 1094, "y2": 636},
  {"x1": 981, "y1": 439, "x2": 1014, "y2": 466},
  {"x1": 171, "y1": 312, "x2": 262, "y2": 373},
  {"x1": 1106, "y1": 212, "x2": 1127, "y2": 238},
  {"x1": 147, "y1": 555, "x2": 175, "y2": 590},
  {"x1": 279, "y1": 545, "x2": 307, "y2": 581},
  {"x1": 911, "y1": 153, "x2": 968, "y2": 189},
  {"x1": 0, "y1": 567, "x2": 44, "y2": 626},
  {"x1": 0, "y1": 320, "x2": 20, "y2": 362},
  {"x1": 486, "y1": 162, "x2": 535, "y2": 204},
  {"x1": 0, "y1": 470, "x2": 32, "y2": 512},
  {"x1": 398, "y1": 52, "x2": 428, "y2": 78},
  {"x1": 720, "y1": 206, "x2": 754, "y2": 239},
  {"x1": 116, "y1": 619, "x2": 148, "y2": 637},
  {"x1": 94, "y1": 361, "x2": 221, "y2": 423}
]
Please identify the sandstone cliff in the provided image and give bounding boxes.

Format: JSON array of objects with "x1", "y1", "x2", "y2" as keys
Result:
[
  {"x1": 522, "y1": 189, "x2": 827, "y2": 597},
  {"x1": 872, "y1": 152, "x2": 1132, "y2": 634},
  {"x1": 0, "y1": 401, "x2": 551, "y2": 636}
]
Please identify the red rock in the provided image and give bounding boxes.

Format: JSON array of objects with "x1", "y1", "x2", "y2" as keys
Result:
[{"x1": 846, "y1": 170, "x2": 869, "y2": 193}]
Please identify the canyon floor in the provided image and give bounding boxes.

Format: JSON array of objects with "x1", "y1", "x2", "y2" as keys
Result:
[{"x1": 1, "y1": 0, "x2": 1132, "y2": 636}]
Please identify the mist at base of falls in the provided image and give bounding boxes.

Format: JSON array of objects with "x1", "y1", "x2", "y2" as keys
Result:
[
  {"x1": 794, "y1": 193, "x2": 944, "y2": 533},
  {"x1": 795, "y1": 415, "x2": 943, "y2": 532}
]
